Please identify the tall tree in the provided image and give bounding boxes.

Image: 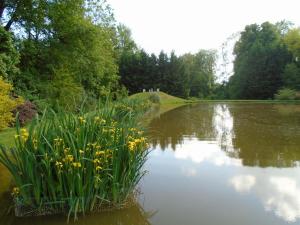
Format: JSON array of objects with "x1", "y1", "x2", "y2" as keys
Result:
[
  {"x1": 282, "y1": 28, "x2": 300, "y2": 90},
  {"x1": 229, "y1": 22, "x2": 291, "y2": 99}
]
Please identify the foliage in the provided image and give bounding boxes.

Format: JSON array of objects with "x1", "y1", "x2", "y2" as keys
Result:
[
  {"x1": 274, "y1": 88, "x2": 297, "y2": 100},
  {"x1": 0, "y1": 77, "x2": 23, "y2": 130},
  {"x1": 0, "y1": 99, "x2": 150, "y2": 219},
  {"x1": 1, "y1": 0, "x2": 119, "y2": 109},
  {"x1": 283, "y1": 63, "x2": 300, "y2": 90},
  {"x1": 228, "y1": 22, "x2": 291, "y2": 99},
  {"x1": 181, "y1": 50, "x2": 217, "y2": 98},
  {"x1": 284, "y1": 28, "x2": 300, "y2": 59},
  {"x1": 12, "y1": 101, "x2": 37, "y2": 126},
  {"x1": 0, "y1": 26, "x2": 19, "y2": 80},
  {"x1": 119, "y1": 48, "x2": 216, "y2": 99},
  {"x1": 44, "y1": 67, "x2": 85, "y2": 112}
]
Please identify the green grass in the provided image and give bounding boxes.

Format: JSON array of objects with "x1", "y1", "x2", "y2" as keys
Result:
[
  {"x1": 0, "y1": 128, "x2": 16, "y2": 147},
  {"x1": 130, "y1": 91, "x2": 190, "y2": 105}
]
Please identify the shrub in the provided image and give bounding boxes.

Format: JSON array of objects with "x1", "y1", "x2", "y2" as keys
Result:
[
  {"x1": 0, "y1": 99, "x2": 150, "y2": 220},
  {"x1": 274, "y1": 88, "x2": 297, "y2": 100},
  {"x1": 148, "y1": 93, "x2": 161, "y2": 104},
  {"x1": 12, "y1": 101, "x2": 37, "y2": 126},
  {"x1": 0, "y1": 77, "x2": 23, "y2": 130}
]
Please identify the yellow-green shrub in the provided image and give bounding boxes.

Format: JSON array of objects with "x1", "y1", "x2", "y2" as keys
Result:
[{"x1": 0, "y1": 77, "x2": 23, "y2": 130}]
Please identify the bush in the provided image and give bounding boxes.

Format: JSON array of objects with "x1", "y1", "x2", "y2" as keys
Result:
[
  {"x1": 0, "y1": 99, "x2": 150, "y2": 220},
  {"x1": 0, "y1": 77, "x2": 23, "y2": 130},
  {"x1": 148, "y1": 93, "x2": 161, "y2": 104},
  {"x1": 12, "y1": 101, "x2": 37, "y2": 126},
  {"x1": 274, "y1": 88, "x2": 297, "y2": 100},
  {"x1": 45, "y1": 68, "x2": 85, "y2": 112}
]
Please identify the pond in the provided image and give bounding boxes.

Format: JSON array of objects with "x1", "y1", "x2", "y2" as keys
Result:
[{"x1": 1, "y1": 103, "x2": 300, "y2": 225}]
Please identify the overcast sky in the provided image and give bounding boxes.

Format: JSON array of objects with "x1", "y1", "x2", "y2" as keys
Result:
[{"x1": 108, "y1": 0, "x2": 299, "y2": 55}]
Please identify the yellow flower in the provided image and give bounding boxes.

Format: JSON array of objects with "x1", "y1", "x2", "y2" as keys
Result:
[
  {"x1": 94, "y1": 116, "x2": 100, "y2": 122},
  {"x1": 20, "y1": 128, "x2": 29, "y2": 142},
  {"x1": 95, "y1": 166, "x2": 102, "y2": 172},
  {"x1": 66, "y1": 155, "x2": 74, "y2": 163},
  {"x1": 12, "y1": 187, "x2": 20, "y2": 197},
  {"x1": 55, "y1": 161, "x2": 63, "y2": 169},
  {"x1": 64, "y1": 147, "x2": 70, "y2": 154},
  {"x1": 54, "y1": 137, "x2": 63, "y2": 146},
  {"x1": 78, "y1": 116, "x2": 86, "y2": 124},
  {"x1": 95, "y1": 151, "x2": 105, "y2": 156},
  {"x1": 72, "y1": 162, "x2": 82, "y2": 168},
  {"x1": 93, "y1": 159, "x2": 100, "y2": 164},
  {"x1": 14, "y1": 134, "x2": 20, "y2": 139},
  {"x1": 128, "y1": 141, "x2": 136, "y2": 151},
  {"x1": 79, "y1": 150, "x2": 84, "y2": 154}
]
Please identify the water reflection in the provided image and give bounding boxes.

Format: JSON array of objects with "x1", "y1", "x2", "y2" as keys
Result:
[
  {"x1": 1, "y1": 203, "x2": 154, "y2": 225},
  {"x1": 149, "y1": 103, "x2": 300, "y2": 167},
  {"x1": 229, "y1": 172, "x2": 300, "y2": 222},
  {"x1": 1, "y1": 103, "x2": 300, "y2": 225},
  {"x1": 147, "y1": 103, "x2": 300, "y2": 224},
  {"x1": 174, "y1": 139, "x2": 242, "y2": 167}
]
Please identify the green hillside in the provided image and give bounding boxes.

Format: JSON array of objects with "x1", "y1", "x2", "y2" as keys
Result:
[{"x1": 130, "y1": 91, "x2": 188, "y2": 104}]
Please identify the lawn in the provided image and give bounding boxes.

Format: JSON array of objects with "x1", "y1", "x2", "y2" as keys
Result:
[{"x1": 0, "y1": 128, "x2": 16, "y2": 148}]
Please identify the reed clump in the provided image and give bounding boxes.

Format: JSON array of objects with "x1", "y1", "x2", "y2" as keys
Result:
[{"x1": 0, "y1": 99, "x2": 150, "y2": 220}]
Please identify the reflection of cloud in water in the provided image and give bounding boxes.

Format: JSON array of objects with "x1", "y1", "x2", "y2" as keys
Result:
[
  {"x1": 230, "y1": 173, "x2": 300, "y2": 223},
  {"x1": 174, "y1": 139, "x2": 242, "y2": 167},
  {"x1": 230, "y1": 175, "x2": 256, "y2": 192},
  {"x1": 181, "y1": 166, "x2": 197, "y2": 177}
]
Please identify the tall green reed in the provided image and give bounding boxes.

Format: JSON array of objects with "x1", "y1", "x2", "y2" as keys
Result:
[{"x1": 0, "y1": 98, "x2": 150, "y2": 220}]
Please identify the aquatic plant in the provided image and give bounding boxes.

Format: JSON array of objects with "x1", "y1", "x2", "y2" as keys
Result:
[{"x1": 0, "y1": 99, "x2": 150, "y2": 220}]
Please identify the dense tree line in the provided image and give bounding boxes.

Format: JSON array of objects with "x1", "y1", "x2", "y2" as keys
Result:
[
  {"x1": 225, "y1": 22, "x2": 300, "y2": 100},
  {"x1": 119, "y1": 48, "x2": 217, "y2": 98},
  {"x1": 0, "y1": 0, "x2": 217, "y2": 112},
  {"x1": 1, "y1": 0, "x2": 299, "y2": 112}
]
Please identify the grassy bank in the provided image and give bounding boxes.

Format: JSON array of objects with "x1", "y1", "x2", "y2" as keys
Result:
[
  {"x1": 130, "y1": 92, "x2": 191, "y2": 104},
  {"x1": 0, "y1": 128, "x2": 16, "y2": 148}
]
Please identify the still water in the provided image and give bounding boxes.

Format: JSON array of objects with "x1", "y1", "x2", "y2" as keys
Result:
[{"x1": 1, "y1": 103, "x2": 300, "y2": 225}]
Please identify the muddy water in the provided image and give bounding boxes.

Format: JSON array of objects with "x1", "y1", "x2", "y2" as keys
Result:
[{"x1": 1, "y1": 103, "x2": 300, "y2": 225}]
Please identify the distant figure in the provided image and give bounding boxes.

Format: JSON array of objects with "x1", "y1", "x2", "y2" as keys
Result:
[
  {"x1": 157, "y1": 88, "x2": 160, "y2": 92},
  {"x1": 143, "y1": 89, "x2": 146, "y2": 92}
]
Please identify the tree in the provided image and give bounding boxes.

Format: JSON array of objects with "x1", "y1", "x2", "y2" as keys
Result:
[
  {"x1": 1, "y1": 0, "x2": 119, "y2": 108},
  {"x1": 0, "y1": 26, "x2": 19, "y2": 80},
  {"x1": 181, "y1": 50, "x2": 216, "y2": 98},
  {"x1": 229, "y1": 22, "x2": 291, "y2": 99}
]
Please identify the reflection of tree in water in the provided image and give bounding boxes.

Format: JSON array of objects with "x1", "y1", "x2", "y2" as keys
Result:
[
  {"x1": 1, "y1": 203, "x2": 155, "y2": 225},
  {"x1": 149, "y1": 103, "x2": 300, "y2": 168},
  {"x1": 148, "y1": 104, "x2": 215, "y2": 150},
  {"x1": 229, "y1": 104, "x2": 300, "y2": 167}
]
